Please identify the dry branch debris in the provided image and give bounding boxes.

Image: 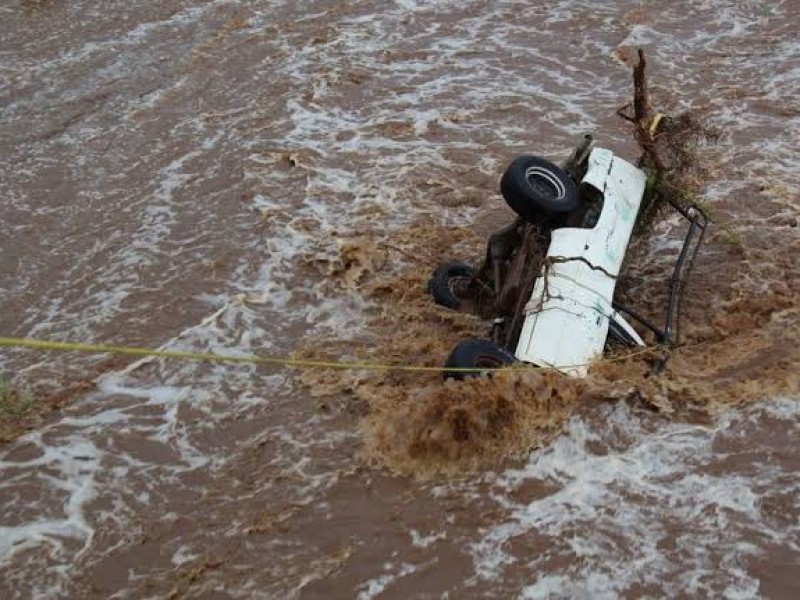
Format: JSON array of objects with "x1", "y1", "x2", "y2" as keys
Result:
[{"x1": 618, "y1": 48, "x2": 722, "y2": 229}]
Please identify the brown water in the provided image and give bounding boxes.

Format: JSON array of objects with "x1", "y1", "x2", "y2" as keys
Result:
[{"x1": 1, "y1": 0, "x2": 800, "y2": 597}]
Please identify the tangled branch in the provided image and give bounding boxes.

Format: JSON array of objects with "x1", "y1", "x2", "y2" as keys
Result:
[{"x1": 619, "y1": 49, "x2": 722, "y2": 230}]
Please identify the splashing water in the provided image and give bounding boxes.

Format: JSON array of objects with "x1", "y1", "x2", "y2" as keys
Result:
[{"x1": 1, "y1": 0, "x2": 799, "y2": 597}]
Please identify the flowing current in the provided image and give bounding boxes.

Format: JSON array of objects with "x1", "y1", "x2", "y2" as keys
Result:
[{"x1": 1, "y1": 0, "x2": 800, "y2": 597}]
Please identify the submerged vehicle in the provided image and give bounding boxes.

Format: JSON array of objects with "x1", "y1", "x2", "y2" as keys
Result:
[{"x1": 429, "y1": 135, "x2": 707, "y2": 379}]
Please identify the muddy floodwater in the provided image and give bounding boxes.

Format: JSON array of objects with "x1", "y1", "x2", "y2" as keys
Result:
[{"x1": 2, "y1": 0, "x2": 800, "y2": 597}]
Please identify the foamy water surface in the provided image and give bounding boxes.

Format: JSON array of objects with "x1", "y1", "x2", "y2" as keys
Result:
[{"x1": 1, "y1": 0, "x2": 799, "y2": 597}]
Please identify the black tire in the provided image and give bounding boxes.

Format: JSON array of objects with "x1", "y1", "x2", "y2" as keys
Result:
[
  {"x1": 428, "y1": 262, "x2": 477, "y2": 310},
  {"x1": 443, "y1": 339, "x2": 518, "y2": 381},
  {"x1": 500, "y1": 156, "x2": 579, "y2": 225}
]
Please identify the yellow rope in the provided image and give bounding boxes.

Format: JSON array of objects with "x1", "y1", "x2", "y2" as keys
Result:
[{"x1": 0, "y1": 336, "x2": 657, "y2": 374}]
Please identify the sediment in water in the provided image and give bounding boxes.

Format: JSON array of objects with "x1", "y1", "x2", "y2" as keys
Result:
[{"x1": 299, "y1": 201, "x2": 800, "y2": 477}]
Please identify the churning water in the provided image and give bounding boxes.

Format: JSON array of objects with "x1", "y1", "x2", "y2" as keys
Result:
[{"x1": 1, "y1": 0, "x2": 799, "y2": 597}]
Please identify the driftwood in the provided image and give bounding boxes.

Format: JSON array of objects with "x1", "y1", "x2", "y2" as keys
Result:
[
  {"x1": 616, "y1": 48, "x2": 664, "y2": 227},
  {"x1": 614, "y1": 49, "x2": 720, "y2": 345},
  {"x1": 616, "y1": 49, "x2": 665, "y2": 176},
  {"x1": 617, "y1": 48, "x2": 721, "y2": 225}
]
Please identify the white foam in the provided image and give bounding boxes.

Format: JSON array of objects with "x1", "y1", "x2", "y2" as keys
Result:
[
  {"x1": 3, "y1": 0, "x2": 800, "y2": 596},
  {"x1": 0, "y1": 432, "x2": 100, "y2": 565},
  {"x1": 470, "y1": 399, "x2": 800, "y2": 596},
  {"x1": 357, "y1": 561, "x2": 422, "y2": 599}
]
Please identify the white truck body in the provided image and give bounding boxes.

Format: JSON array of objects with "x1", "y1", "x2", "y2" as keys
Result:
[{"x1": 515, "y1": 148, "x2": 647, "y2": 376}]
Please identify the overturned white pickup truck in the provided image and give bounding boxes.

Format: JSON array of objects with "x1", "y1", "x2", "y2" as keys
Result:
[{"x1": 428, "y1": 135, "x2": 706, "y2": 379}]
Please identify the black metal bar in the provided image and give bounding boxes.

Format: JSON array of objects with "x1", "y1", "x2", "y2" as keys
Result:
[
  {"x1": 665, "y1": 195, "x2": 695, "y2": 220},
  {"x1": 664, "y1": 208, "x2": 707, "y2": 344},
  {"x1": 563, "y1": 133, "x2": 594, "y2": 182},
  {"x1": 613, "y1": 204, "x2": 707, "y2": 346},
  {"x1": 612, "y1": 301, "x2": 666, "y2": 342}
]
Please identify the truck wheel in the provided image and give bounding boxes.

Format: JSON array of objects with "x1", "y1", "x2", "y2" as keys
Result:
[
  {"x1": 428, "y1": 262, "x2": 477, "y2": 309},
  {"x1": 500, "y1": 156, "x2": 579, "y2": 225},
  {"x1": 443, "y1": 339, "x2": 518, "y2": 380}
]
